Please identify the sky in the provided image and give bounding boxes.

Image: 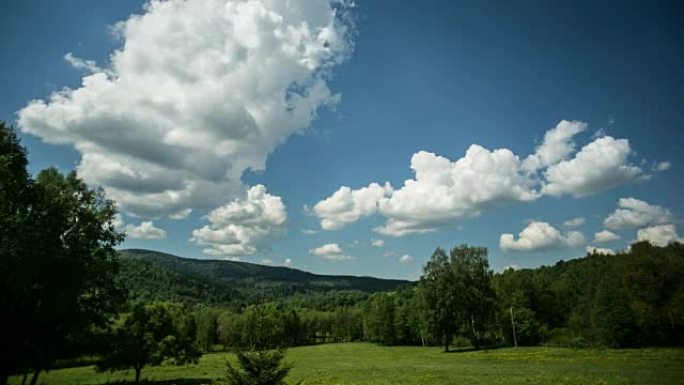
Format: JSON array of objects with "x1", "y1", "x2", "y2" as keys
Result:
[{"x1": 1, "y1": 0, "x2": 683, "y2": 279}]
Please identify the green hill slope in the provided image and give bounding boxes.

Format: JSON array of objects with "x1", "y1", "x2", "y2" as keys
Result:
[{"x1": 117, "y1": 249, "x2": 411, "y2": 307}]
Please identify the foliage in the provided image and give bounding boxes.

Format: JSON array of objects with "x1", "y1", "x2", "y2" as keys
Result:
[
  {"x1": 225, "y1": 349, "x2": 299, "y2": 385},
  {"x1": 97, "y1": 302, "x2": 201, "y2": 385},
  {"x1": 0, "y1": 122, "x2": 124, "y2": 383},
  {"x1": 418, "y1": 245, "x2": 497, "y2": 351}
]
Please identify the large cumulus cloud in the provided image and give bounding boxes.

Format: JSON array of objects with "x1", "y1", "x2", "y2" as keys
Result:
[{"x1": 18, "y1": 0, "x2": 353, "y2": 219}]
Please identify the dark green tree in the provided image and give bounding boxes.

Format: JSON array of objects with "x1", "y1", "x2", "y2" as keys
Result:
[
  {"x1": 0, "y1": 123, "x2": 125, "y2": 384},
  {"x1": 97, "y1": 302, "x2": 201, "y2": 385},
  {"x1": 0, "y1": 122, "x2": 34, "y2": 384},
  {"x1": 592, "y1": 272, "x2": 638, "y2": 347}
]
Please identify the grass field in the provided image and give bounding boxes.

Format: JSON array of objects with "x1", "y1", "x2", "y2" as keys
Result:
[{"x1": 10, "y1": 343, "x2": 684, "y2": 385}]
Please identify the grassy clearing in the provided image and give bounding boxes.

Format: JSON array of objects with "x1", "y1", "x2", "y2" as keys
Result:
[{"x1": 10, "y1": 343, "x2": 684, "y2": 385}]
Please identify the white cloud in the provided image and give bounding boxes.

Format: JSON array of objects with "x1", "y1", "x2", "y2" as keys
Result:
[
  {"x1": 302, "y1": 229, "x2": 317, "y2": 235},
  {"x1": 312, "y1": 121, "x2": 653, "y2": 236},
  {"x1": 522, "y1": 120, "x2": 587, "y2": 172},
  {"x1": 636, "y1": 224, "x2": 683, "y2": 247},
  {"x1": 594, "y1": 229, "x2": 620, "y2": 243},
  {"x1": 500, "y1": 221, "x2": 585, "y2": 252},
  {"x1": 399, "y1": 254, "x2": 412, "y2": 263},
  {"x1": 283, "y1": 258, "x2": 292, "y2": 267},
  {"x1": 124, "y1": 220, "x2": 167, "y2": 240},
  {"x1": 310, "y1": 243, "x2": 354, "y2": 261},
  {"x1": 261, "y1": 258, "x2": 273, "y2": 265},
  {"x1": 542, "y1": 136, "x2": 643, "y2": 197},
  {"x1": 19, "y1": 0, "x2": 353, "y2": 218},
  {"x1": 64, "y1": 52, "x2": 109, "y2": 75},
  {"x1": 586, "y1": 245, "x2": 615, "y2": 255},
  {"x1": 371, "y1": 238, "x2": 385, "y2": 247},
  {"x1": 654, "y1": 161, "x2": 671, "y2": 172},
  {"x1": 375, "y1": 147, "x2": 540, "y2": 236},
  {"x1": 604, "y1": 198, "x2": 672, "y2": 230},
  {"x1": 191, "y1": 184, "x2": 286, "y2": 257},
  {"x1": 563, "y1": 217, "x2": 586, "y2": 228},
  {"x1": 312, "y1": 183, "x2": 392, "y2": 230}
]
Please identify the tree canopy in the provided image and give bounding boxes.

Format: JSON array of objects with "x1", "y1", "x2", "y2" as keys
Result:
[{"x1": 0, "y1": 122, "x2": 125, "y2": 384}]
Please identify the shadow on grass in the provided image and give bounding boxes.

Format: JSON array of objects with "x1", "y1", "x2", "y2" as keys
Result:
[
  {"x1": 101, "y1": 379, "x2": 214, "y2": 385},
  {"x1": 445, "y1": 345, "x2": 508, "y2": 354}
]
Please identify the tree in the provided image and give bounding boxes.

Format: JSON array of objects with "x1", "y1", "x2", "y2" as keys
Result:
[
  {"x1": 0, "y1": 122, "x2": 125, "y2": 384},
  {"x1": 449, "y1": 245, "x2": 497, "y2": 348},
  {"x1": 364, "y1": 293, "x2": 396, "y2": 345},
  {"x1": 0, "y1": 122, "x2": 33, "y2": 384},
  {"x1": 592, "y1": 272, "x2": 637, "y2": 347},
  {"x1": 418, "y1": 247, "x2": 458, "y2": 352},
  {"x1": 98, "y1": 302, "x2": 201, "y2": 385},
  {"x1": 418, "y1": 245, "x2": 497, "y2": 351},
  {"x1": 226, "y1": 349, "x2": 300, "y2": 385}
]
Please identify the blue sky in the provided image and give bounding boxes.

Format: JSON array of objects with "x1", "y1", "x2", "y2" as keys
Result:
[{"x1": 2, "y1": 0, "x2": 682, "y2": 279}]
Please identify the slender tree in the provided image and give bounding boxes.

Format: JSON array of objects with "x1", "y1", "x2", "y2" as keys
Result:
[{"x1": 418, "y1": 247, "x2": 458, "y2": 352}]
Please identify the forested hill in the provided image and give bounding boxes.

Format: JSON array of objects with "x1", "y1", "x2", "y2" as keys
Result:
[{"x1": 117, "y1": 249, "x2": 412, "y2": 307}]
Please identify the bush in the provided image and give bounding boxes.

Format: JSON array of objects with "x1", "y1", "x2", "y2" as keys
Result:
[{"x1": 226, "y1": 349, "x2": 300, "y2": 385}]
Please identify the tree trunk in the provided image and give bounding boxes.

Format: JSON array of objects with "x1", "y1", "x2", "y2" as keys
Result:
[
  {"x1": 29, "y1": 370, "x2": 40, "y2": 385},
  {"x1": 443, "y1": 334, "x2": 449, "y2": 352},
  {"x1": 135, "y1": 367, "x2": 142, "y2": 385},
  {"x1": 22, "y1": 373, "x2": 28, "y2": 385}
]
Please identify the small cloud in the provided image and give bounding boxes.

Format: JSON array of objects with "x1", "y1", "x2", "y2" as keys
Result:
[
  {"x1": 636, "y1": 224, "x2": 683, "y2": 247},
  {"x1": 124, "y1": 221, "x2": 167, "y2": 240},
  {"x1": 562, "y1": 217, "x2": 586, "y2": 228},
  {"x1": 302, "y1": 229, "x2": 317, "y2": 235},
  {"x1": 604, "y1": 198, "x2": 672, "y2": 230},
  {"x1": 399, "y1": 254, "x2": 413, "y2": 263},
  {"x1": 594, "y1": 230, "x2": 620, "y2": 243},
  {"x1": 371, "y1": 238, "x2": 385, "y2": 247},
  {"x1": 64, "y1": 52, "x2": 108, "y2": 75},
  {"x1": 500, "y1": 221, "x2": 585, "y2": 252},
  {"x1": 310, "y1": 243, "x2": 355, "y2": 261},
  {"x1": 169, "y1": 208, "x2": 192, "y2": 219},
  {"x1": 283, "y1": 258, "x2": 292, "y2": 267},
  {"x1": 261, "y1": 258, "x2": 273, "y2": 265},
  {"x1": 653, "y1": 161, "x2": 671, "y2": 172},
  {"x1": 383, "y1": 250, "x2": 395, "y2": 257}
]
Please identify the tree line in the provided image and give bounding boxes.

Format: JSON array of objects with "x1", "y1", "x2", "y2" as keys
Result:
[{"x1": 2, "y1": 121, "x2": 684, "y2": 384}]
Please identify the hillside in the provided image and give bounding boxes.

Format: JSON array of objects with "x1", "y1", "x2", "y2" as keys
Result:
[{"x1": 117, "y1": 249, "x2": 412, "y2": 307}]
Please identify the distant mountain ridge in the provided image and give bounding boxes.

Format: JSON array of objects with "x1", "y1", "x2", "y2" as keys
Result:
[{"x1": 117, "y1": 249, "x2": 412, "y2": 307}]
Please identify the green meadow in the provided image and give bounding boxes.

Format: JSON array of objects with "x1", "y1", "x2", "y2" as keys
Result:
[{"x1": 11, "y1": 343, "x2": 684, "y2": 385}]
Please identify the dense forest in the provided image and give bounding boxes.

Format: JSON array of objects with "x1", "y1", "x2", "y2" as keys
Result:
[{"x1": 117, "y1": 243, "x2": 684, "y2": 353}]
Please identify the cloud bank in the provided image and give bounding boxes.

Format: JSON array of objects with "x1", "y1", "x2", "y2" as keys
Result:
[{"x1": 313, "y1": 120, "x2": 661, "y2": 236}]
